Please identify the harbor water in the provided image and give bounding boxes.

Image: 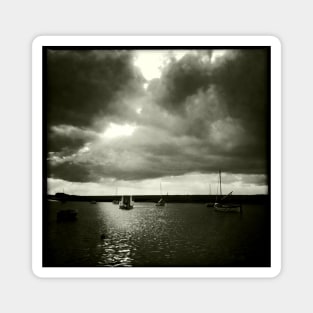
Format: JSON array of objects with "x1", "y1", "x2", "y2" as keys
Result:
[{"x1": 44, "y1": 201, "x2": 270, "y2": 267}]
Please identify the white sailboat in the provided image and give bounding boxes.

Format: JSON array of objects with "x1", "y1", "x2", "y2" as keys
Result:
[
  {"x1": 214, "y1": 170, "x2": 242, "y2": 213},
  {"x1": 206, "y1": 184, "x2": 214, "y2": 207},
  {"x1": 112, "y1": 186, "x2": 120, "y2": 204},
  {"x1": 156, "y1": 182, "x2": 166, "y2": 206},
  {"x1": 119, "y1": 195, "x2": 134, "y2": 210}
]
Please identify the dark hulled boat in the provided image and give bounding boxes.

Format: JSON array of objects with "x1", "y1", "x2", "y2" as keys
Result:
[{"x1": 57, "y1": 209, "x2": 78, "y2": 222}]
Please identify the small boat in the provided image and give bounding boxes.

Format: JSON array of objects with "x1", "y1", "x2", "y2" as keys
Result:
[
  {"x1": 206, "y1": 184, "x2": 214, "y2": 207},
  {"x1": 214, "y1": 201, "x2": 242, "y2": 213},
  {"x1": 119, "y1": 195, "x2": 134, "y2": 210},
  {"x1": 214, "y1": 170, "x2": 242, "y2": 213},
  {"x1": 57, "y1": 209, "x2": 78, "y2": 222},
  {"x1": 90, "y1": 200, "x2": 97, "y2": 204},
  {"x1": 156, "y1": 182, "x2": 166, "y2": 206},
  {"x1": 112, "y1": 187, "x2": 120, "y2": 204},
  {"x1": 156, "y1": 197, "x2": 166, "y2": 206}
]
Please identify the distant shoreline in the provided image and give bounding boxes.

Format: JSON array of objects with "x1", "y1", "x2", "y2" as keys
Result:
[{"x1": 47, "y1": 193, "x2": 269, "y2": 204}]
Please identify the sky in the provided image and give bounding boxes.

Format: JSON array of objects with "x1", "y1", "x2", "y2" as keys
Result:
[{"x1": 46, "y1": 48, "x2": 269, "y2": 195}]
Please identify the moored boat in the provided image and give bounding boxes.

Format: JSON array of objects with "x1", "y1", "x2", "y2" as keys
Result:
[
  {"x1": 112, "y1": 187, "x2": 120, "y2": 204},
  {"x1": 214, "y1": 202, "x2": 242, "y2": 213},
  {"x1": 57, "y1": 209, "x2": 78, "y2": 222},
  {"x1": 206, "y1": 184, "x2": 214, "y2": 207},
  {"x1": 214, "y1": 170, "x2": 242, "y2": 213},
  {"x1": 156, "y1": 182, "x2": 166, "y2": 207},
  {"x1": 119, "y1": 195, "x2": 134, "y2": 210},
  {"x1": 156, "y1": 197, "x2": 166, "y2": 206}
]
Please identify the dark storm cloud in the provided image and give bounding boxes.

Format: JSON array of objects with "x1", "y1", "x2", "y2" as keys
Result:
[
  {"x1": 48, "y1": 143, "x2": 266, "y2": 183},
  {"x1": 48, "y1": 122, "x2": 266, "y2": 183},
  {"x1": 47, "y1": 49, "x2": 144, "y2": 128},
  {"x1": 214, "y1": 49, "x2": 269, "y2": 154},
  {"x1": 46, "y1": 49, "x2": 145, "y2": 159},
  {"x1": 149, "y1": 52, "x2": 213, "y2": 114},
  {"x1": 151, "y1": 49, "x2": 268, "y2": 121},
  {"x1": 149, "y1": 49, "x2": 269, "y2": 159},
  {"x1": 48, "y1": 125, "x2": 98, "y2": 153},
  {"x1": 49, "y1": 161, "x2": 92, "y2": 182},
  {"x1": 47, "y1": 49, "x2": 270, "y2": 184}
]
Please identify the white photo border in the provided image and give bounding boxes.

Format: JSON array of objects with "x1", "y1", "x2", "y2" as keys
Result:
[{"x1": 32, "y1": 36, "x2": 281, "y2": 278}]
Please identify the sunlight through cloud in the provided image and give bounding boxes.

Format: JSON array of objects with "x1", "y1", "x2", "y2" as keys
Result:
[{"x1": 102, "y1": 123, "x2": 136, "y2": 139}]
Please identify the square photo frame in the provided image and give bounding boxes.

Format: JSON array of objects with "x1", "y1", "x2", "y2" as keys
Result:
[{"x1": 32, "y1": 36, "x2": 281, "y2": 278}]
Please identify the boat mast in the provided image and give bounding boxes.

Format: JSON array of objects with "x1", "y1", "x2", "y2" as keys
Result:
[
  {"x1": 215, "y1": 184, "x2": 218, "y2": 202},
  {"x1": 219, "y1": 169, "x2": 222, "y2": 197}
]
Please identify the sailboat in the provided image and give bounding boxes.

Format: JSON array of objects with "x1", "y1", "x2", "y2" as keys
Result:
[
  {"x1": 155, "y1": 182, "x2": 166, "y2": 206},
  {"x1": 119, "y1": 195, "x2": 134, "y2": 210},
  {"x1": 112, "y1": 186, "x2": 120, "y2": 204},
  {"x1": 214, "y1": 170, "x2": 242, "y2": 213},
  {"x1": 206, "y1": 184, "x2": 214, "y2": 207}
]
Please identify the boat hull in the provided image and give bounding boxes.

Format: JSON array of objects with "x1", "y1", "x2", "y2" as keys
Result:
[
  {"x1": 119, "y1": 195, "x2": 134, "y2": 210},
  {"x1": 119, "y1": 204, "x2": 134, "y2": 210},
  {"x1": 57, "y1": 209, "x2": 78, "y2": 221},
  {"x1": 214, "y1": 203, "x2": 242, "y2": 213},
  {"x1": 155, "y1": 202, "x2": 165, "y2": 206}
]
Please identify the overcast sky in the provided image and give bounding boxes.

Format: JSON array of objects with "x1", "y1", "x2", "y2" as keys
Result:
[{"x1": 46, "y1": 48, "x2": 269, "y2": 195}]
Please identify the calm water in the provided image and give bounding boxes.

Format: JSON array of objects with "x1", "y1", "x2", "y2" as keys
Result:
[{"x1": 45, "y1": 201, "x2": 270, "y2": 267}]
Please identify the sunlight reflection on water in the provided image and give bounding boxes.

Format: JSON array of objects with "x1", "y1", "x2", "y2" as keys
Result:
[{"x1": 46, "y1": 201, "x2": 270, "y2": 267}]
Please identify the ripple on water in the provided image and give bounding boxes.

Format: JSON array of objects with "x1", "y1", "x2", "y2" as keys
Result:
[
  {"x1": 96, "y1": 234, "x2": 135, "y2": 266},
  {"x1": 47, "y1": 201, "x2": 270, "y2": 267}
]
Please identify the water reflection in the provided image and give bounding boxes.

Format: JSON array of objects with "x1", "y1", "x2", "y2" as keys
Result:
[
  {"x1": 97, "y1": 233, "x2": 134, "y2": 267},
  {"x1": 46, "y1": 201, "x2": 270, "y2": 267}
]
